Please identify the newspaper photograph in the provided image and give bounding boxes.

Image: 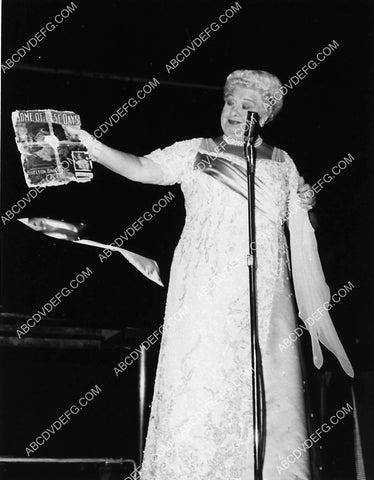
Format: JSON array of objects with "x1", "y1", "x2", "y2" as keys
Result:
[{"x1": 12, "y1": 109, "x2": 94, "y2": 187}]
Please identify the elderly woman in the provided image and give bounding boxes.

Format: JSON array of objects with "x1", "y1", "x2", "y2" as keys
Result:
[{"x1": 69, "y1": 70, "x2": 353, "y2": 480}]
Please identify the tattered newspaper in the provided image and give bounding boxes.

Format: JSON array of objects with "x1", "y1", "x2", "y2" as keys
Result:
[{"x1": 12, "y1": 109, "x2": 94, "y2": 187}]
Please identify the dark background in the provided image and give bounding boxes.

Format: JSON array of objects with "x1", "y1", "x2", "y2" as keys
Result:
[{"x1": 1, "y1": 0, "x2": 373, "y2": 478}]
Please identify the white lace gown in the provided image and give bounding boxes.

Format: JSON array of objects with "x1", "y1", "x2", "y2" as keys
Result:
[{"x1": 140, "y1": 138, "x2": 311, "y2": 480}]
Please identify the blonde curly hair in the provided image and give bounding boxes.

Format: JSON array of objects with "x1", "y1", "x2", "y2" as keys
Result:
[{"x1": 224, "y1": 70, "x2": 283, "y2": 123}]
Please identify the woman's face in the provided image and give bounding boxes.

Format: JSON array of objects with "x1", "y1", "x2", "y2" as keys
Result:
[{"x1": 220, "y1": 85, "x2": 269, "y2": 139}]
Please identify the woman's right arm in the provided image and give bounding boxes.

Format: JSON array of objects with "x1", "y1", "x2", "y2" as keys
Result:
[
  {"x1": 65, "y1": 127, "x2": 164, "y2": 185},
  {"x1": 94, "y1": 142, "x2": 164, "y2": 184}
]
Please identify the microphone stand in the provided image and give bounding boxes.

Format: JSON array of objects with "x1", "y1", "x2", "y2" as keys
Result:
[{"x1": 244, "y1": 112, "x2": 266, "y2": 480}]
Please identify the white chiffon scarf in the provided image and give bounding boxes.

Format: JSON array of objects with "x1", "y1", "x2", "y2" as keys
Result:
[{"x1": 288, "y1": 165, "x2": 354, "y2": 378}]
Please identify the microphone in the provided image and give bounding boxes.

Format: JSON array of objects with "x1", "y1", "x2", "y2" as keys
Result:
[{"x1": 244, "y1": 111, "x2": 260, "y2": 145}]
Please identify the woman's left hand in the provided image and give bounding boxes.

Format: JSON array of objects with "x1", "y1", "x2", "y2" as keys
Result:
[{"x1": 298, "y1": 176, "x2": 316, "y2": 210}]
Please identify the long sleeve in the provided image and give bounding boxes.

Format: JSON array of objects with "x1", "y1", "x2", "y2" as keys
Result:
[{"x1": 285, "y1": 151, "x2": 354, "y2": 377}]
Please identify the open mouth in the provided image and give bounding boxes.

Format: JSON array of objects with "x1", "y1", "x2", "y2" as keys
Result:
[{"x1": 228, "y1": 119, "x2": 242, "y2": 125}]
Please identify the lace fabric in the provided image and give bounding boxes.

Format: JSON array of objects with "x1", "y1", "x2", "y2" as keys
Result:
[{"x1": 141, "y1": 138, "x2": 317, "y2": 479}]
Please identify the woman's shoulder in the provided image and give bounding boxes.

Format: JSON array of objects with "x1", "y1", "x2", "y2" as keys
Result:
[
  {"x1": 262, "y1": 142, "x2": 293, "y2": 163},
  {"x1": 268, "y1": 145, "x2": 297, "y2": 166},
  {"x1": 169, "y1": 137, "x2": 204, "y2": 149},
  {"x1": 258, "y1": 141, "x2": 274, "y2": 160},
  {"x1": 155, "y1": 137, "x2": 203, "y2": 158},
  {"x1": 275, "y1": 148, "x2": 300, "y2": 179}
]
